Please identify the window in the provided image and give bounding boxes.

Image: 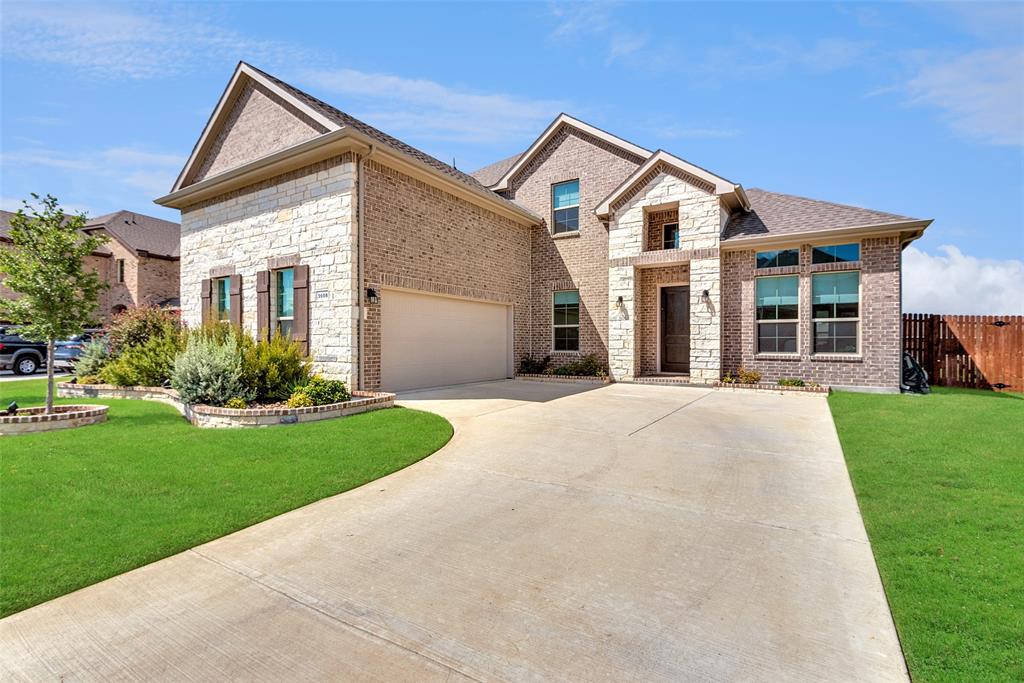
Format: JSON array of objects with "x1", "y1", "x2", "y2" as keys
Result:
[
  {"x1": 214, "y1": 276, "x2": 230, "y2": 322},
  {"x1": 756, "y1": 248, "x2": 799, "y2": 269},
  {"x1": 662, "y1": 223, "x2": 680, "y2": 250},
  {"x1": 812, "y1": 271, "x2": 859, "y2": 353},
  {"x1": 552, "y1": 180, "x2": 580, "y2": 234},
  {"x1": 553, "y1": 290, "x2": 580, "y2": 351},
  {"x1": 116, "y1": 259, "x2": 125, "y2": 283},
  {"x1": 273, "y1": 268, "x2": 295, "y2": 338},
  {"x1": 756, "y1": 276, "x2": 798, "y2": 353},
  {"x1": 812, "y1": 242, "x2": 860, "y2": 264}
]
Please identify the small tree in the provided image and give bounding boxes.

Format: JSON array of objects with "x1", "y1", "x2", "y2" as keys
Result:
[{"x1": 0, "y1": 195, "x2": 108, "y2": 412}]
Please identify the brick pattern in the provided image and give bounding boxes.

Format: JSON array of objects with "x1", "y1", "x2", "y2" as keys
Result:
[
  {"x1": 361, "y1": 159, "x2": 531, "y2": 390},
  {"x1": 0, "y1": 404, "x2": 108, "y2": 435},
  {"x1": 637, "y1": 265, "x2": 690, "y2": 375},
  {"x1": 504, "y1": 127, "x2": 644, "y2": 366},
  {"x1": 192, "y1": 80, "x2": 327, "y2": 184},
  {"x1": 180, "y1": 154, "x2": 359, "y2": 383},
  {"x1": 645, "y1": 209, "x2": 678, "y2": 251},
  {"x1": 721, "y1": 236, "x2": 902, "y2": 389}
]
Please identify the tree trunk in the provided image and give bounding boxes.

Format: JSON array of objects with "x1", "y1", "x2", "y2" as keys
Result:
[{"x1": 46, "y1": 338, "x2": 55, "y2": 414}]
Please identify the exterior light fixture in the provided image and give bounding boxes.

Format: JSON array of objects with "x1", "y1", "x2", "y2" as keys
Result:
[
  {"x1": 366, "y1": 288, "x2": 379, "y2": 305},
  {"x1": 616, "y1": 295, "x2": 624, "y2": 309},
  {"x1": 701, "y1": 289, "x2": 711, "y2": 303}
]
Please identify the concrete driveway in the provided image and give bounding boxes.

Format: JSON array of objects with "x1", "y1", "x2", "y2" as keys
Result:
[{"x1": 0, "y1": 380, "x2": 906, "y2": 682}]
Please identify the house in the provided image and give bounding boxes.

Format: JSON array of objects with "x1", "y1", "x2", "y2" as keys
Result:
[
  {"x1": 1, "y1": 209, "x2": 181, "y2": 322},
  {"x1": 157, "y1": 62, "x2": 931, "y2": 392}
]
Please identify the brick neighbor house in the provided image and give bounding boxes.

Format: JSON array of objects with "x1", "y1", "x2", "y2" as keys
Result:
[
  {"x1": 156, "y1": 62, "x2": 930, "y2": 392},
  {"x1": 1, "y1": 209, "x2": 181, "y2": 322}
]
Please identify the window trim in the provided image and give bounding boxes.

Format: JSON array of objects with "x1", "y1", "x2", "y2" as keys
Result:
[
  {"x1": 810, "y1": 241, "x2": 861, "y2": 265},
  {"x1": 662, "y1": 223, "x2": 680, "y2": 250},
  {"x1": 214, "y1": 276, "x2": 231, "y2": 322},
  {"x1": 551, "y1": 179, "x2": 580, "y2": 235},
  {"x1": 811, "y1": 270, "x2": 862, "y2": 355},
  {"x1": 116, "y1": 259, "x2": 125, "y2": 283},
  {"x1": 755, "y1": 274, "x2": 800, "y2": 356},
  {"x1": 551, "y1": 289, "x2": 580, "y2": 353},
  {"x1": 272, "y1": 267, "x2": 295, "y2": 338}
]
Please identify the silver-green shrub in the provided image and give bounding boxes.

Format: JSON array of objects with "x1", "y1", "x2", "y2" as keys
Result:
[
  {"x1": 171, "y1": 329, "x2": 253, "y2": 406},
  {"x1": 75, "y1": 337, "x2": 109, "y2": 378}
]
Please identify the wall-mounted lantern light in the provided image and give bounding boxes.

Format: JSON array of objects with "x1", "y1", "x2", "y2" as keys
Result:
[
  {"x1": 615, "y1": 295, "x2": 625, "y2": 310},
  {"x1": 700, "y1": 289, "x2": 711, "y2": 304},
  {"x1": 366, "y1": 288, "x2": 379, "y2": 305}
]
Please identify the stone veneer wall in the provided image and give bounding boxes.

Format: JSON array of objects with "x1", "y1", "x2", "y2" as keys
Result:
[
  {"x1": 721, "y1": 236, "x2": 902, "y2": 390},
  {"x1": 179, "y1": 154, "x2": 359, "y2": 383},
  {"x1": 503, "y1": 127, "x2": 644, "y2": 367},
  {"x1": 361, "y1": 159, "x2": 531, "y2": 390},
  {"x1": 608, "y1": 170, "x2": 723, "y2": 382}
]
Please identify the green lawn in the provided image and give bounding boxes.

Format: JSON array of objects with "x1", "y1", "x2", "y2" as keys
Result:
[
  {"x1": 0, "y1": 378, "x2": 452, "y2": 617},
  {"x1": 829, "y1": 387, "x2": 1023, "y2": 682}
]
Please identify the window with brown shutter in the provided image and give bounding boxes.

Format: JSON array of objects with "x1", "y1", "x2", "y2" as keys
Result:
[
  {"x1": 200, "y1": 278, "x2": 212, "y2": 324},
  {"x1": 293, "y1": 264, "x2": 310, "y2": 354},
  {"x1": 229, "y1": 274, "x2": 243, "y2": 327},
  {"x1": 256, "y1": 271, "x2": 270, "y2": 340}
]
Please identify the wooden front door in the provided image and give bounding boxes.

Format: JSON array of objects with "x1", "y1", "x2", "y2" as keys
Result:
[{"x1": 660, "y1": 286, "x2": 690, "y2": 373}]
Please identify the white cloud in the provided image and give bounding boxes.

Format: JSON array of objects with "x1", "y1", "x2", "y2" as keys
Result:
[
  {"x1": 548, "y1": 1, "x2": 615, "y2": 39},
  {"x1": 0, "y1": 3, "x2": 309, "y2": 79},
  {"x1": 904, "y1": 47, "x2": 1024, "y2": 146},
  {"x1": 654, "y1": 125, "x2": 741, "y2": 140},
  {"x1": 608, "y1": 32, "x2": 649, "y2": 61},
  {"x1": 300, "y1": 69, "x2": 565, "y2": 144},
  {"x1": 705, "y1": 36, "x2": 873, "y2": 79},
  {"x1": 903, "y1": 245, "x2": 1024, "y2": 315}
]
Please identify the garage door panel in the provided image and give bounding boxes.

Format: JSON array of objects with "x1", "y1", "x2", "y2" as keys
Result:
[{"x1": 381, "y1": 290, "x2": 510, "y2": 391}]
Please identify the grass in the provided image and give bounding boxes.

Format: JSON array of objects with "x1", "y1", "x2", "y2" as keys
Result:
[
  {"x1": 0, "y1": 378, "x2": 452, "y2": 617},
  {"x1": 828, "y1": 387, "x2": 1023, "y2": 682}
]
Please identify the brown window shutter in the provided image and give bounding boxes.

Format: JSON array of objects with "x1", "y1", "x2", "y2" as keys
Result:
[
  {"x1": 293, "y1": 264, "x2": 310, "y2": 354},
  {"x1": 256, "y1": 271, "x2": 271, "y2": 340},
  {"x1": 229, "y1": 274, "x2": 243, "y2": 328},
  {"x1": 200, "y1": 278, "x2": 212, "y2": 325}
]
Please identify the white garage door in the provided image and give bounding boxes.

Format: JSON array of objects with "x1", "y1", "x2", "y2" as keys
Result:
[{"x1": 381, "y1": 289, "x2": 512, "y2": 392}]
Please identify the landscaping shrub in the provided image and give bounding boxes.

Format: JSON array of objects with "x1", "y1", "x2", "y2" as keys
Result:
[
  {"x1": 736, "y1": 367, "x2": 763, "y2": 384},
  {"x1": 171, "y1": 329, "x2": 253, "y2": 406},
  {"x1": 106, "y1": 306, "x2": 181, "y2": 353},
  {"x1": 74, "y1": 338, "x2": 110, "y2": 378},
  {"x1": 242, "y1": 334, "x2": 311, "y2": 403},
  {"x1": 552, "y1": 354, "x2": 607, "y2": 377},
  {"x1": 720, "y1": 373, "x2": 737, "y2": 384},
  {"x1": 778, "y1": 377, "x2": 805, "y2": 387},
  {"x1": 224, "y1": 397, "x2": 248, "y2": 409},
  {"x1": 102, "y1": 330, "x2": 183, "y2": 387},
  {"x1": 300, "y1": 375, "x2": 350, "y2": 405},
  {"x1": 518, "y1": 354, "x2": 551, "y2": 374},
  {"x1": 286, "y1": 391, "x2": 314, "y2": 408},
  {"x1": 76, "y1": 374, "x2": 101, "y2": 385}
]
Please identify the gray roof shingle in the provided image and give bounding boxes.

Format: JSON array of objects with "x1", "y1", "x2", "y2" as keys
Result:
[
  {"x1": 723, "y1": 188, "x2": 920, "y2": 241},
  {"x1": 84, "y1": 210, "x2": 180, "y2": 258},
  {"x1": 469, "y1": 152, "x2": 523, "y2": 187},
  {"x1": 1, "y1": 209, "x2": 113, "y2": 256}
]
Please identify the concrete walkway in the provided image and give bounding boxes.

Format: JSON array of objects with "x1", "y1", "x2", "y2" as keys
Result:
[{"x1": 0, "y1": 381, "x2": 907, "y2": 682}]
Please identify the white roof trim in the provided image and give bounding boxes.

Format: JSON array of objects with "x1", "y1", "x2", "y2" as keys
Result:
[
  {"x1": 719, "y1": 219, "x2": 932, "y2": 249},
  {"x1": 489, "y1": 114, "x2": 651, "y2": 191},
  {"x1": 170, "y1": 62, "x2": 340, "y2": 193},
  {"x1": 594, "y1": 150, "x2": 747, "y2": 217}
]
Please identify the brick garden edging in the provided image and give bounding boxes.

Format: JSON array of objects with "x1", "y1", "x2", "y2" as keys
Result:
[
  {"x1": 0, "y1": 404, "x2": 108, "y2": 435},
  {"x1": 712, "y1": 381, "x2": 830, "y2": 395},
  {"x1": 57, "y1": 383, "x2": 395, "y2": 428},
  {"x1": 515, "y1": 373, "x2": 611, "y2": 384}
]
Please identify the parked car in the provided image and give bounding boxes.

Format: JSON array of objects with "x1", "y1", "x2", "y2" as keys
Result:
[
  {"x1": 0, "y1": 327, "x2": 48, "y2": 375},
  {"x1": 54, "y1": 329, "x2": 103, "y2": 368}
]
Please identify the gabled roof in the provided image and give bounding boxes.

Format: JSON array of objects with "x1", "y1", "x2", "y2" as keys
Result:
[
  {"x1": 83, "y1": 211, "x2": 180, "y2": 259},
  {"x1": 161, "y1": 63, "x2": 541, "y2": 225},
  {"x1": 470, "y1": 152, "x2": 523, "y2": 187},
  {"x1": 1, "y1": 209, "x2": 112, "y2": 256},
  {"x1": 486, "y1": 114, "x2": 651, "y2": 191},
  {"x1": 594, "y1": 150, "x2": 749, "y2": 217},
  {"x1": 722, "y1": 189, "x2": 930, "y2": 244}
]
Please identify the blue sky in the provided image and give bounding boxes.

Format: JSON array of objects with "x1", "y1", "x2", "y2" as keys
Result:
[{"x1": 1, "y1": 1, "x2": 1022, "y2": 313}]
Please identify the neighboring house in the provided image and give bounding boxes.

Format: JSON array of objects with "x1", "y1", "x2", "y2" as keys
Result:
[
  {"x1": 157, "y1": 62, "x2": 930, "y2": 392},
  {"x1": 0, "y1": 209, "x2": 181, "y2": 322}
]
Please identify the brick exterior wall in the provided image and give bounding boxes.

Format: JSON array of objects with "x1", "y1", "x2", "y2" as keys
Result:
[
  {"x1": 193, "y1": 81, "x2": 327, "y2": 184},
  {"x1": 636, "y1": 265, "x2": 690, "y2": 375},
  {"x1": 503, "y1": 126, "x2": 644, "y2": 367},
  {"x1": 644, "y1": 209, "x2": 678, "y2": 251},
  {"x1": 361, "y1": 159, "x2": 530, "y2": 390},
  {"x1": 180, "y1": 155, "x2": 359, "y2": 382},
  {"x1": 721, "y1": 236, "x2": 903, "y2": 390}
]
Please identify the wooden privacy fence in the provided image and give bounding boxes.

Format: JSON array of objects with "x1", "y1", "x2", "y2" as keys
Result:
[{"x1": 903, "y1": 314, "x2": 1024, "y2": 392}]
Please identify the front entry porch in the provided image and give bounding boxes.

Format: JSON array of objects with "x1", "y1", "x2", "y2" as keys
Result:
[{"x1": 637, "y1": 264, "x2": 691, "y2": 378}]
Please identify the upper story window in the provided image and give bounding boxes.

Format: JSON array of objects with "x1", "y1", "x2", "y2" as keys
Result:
[
  {"x1": 756, "y1": 275, "x2": 799, "y2": 354},
  {"x1": 214, "y1": 276, "x2": 231, "y2": 322},
  {"x1": 274, "y1": 268, "x2": 295, "y2": 338},
  {"x1": 812, "y1": 242, "x2": 860, "y2": 264},
  {"x1": 553, "y1": 290, "x2": 580, "y2": 351},
  {"x1": 662, "y1": 223, "x2": 680, "y2": 250},
  {"x1": 756, "y1": 248, "x2": 799, "y2": 269},
  {"x1": 552, "y1": 180, "x2": 580, "y2": 234},
  {"x1": 116, "y1": 259, "x2": 125, "y2": 283}
]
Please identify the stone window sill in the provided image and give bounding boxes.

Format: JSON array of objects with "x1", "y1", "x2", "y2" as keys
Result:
[
  {"x1": 552, "y1": 231, "x2": 580, "y2": 240},
  {"x1": 810, "y1": 354, "x2": 863, "y2": 363},
  {"x1": 754, "y1": 353, "x2": 801, "y2": 361},
  {"x1": 550, "y1": 350, "x2": 582, "y2": 356}
]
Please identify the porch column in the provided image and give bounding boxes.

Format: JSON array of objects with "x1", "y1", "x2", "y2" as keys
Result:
[
  {"x1": 608, "y1": 264, "x2": 637, "y2": 380},
  {"x1": 689, "y1": 256, "x2": 721, "y2": 383}
]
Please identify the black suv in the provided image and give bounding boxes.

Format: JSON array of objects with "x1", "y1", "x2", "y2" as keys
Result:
[{"x1": 0, "y1": 327, "x2": 48, "y2": 375}]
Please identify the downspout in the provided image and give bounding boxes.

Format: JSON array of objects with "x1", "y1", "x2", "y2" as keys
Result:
[{"x1": 357, "y1": 144, "x2": 376, "y2": 391}]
